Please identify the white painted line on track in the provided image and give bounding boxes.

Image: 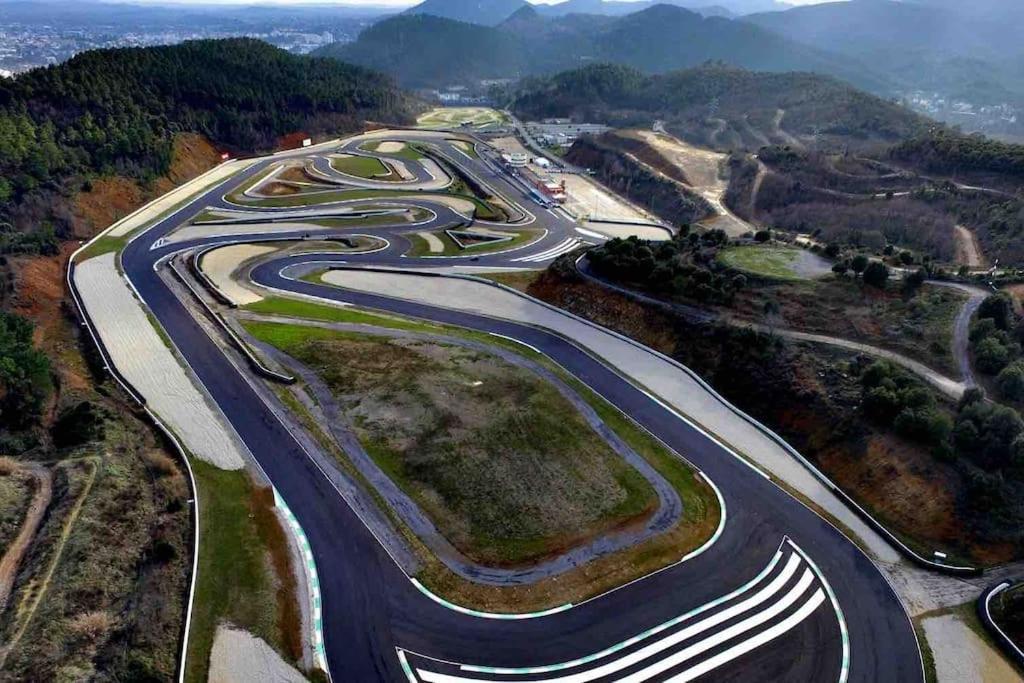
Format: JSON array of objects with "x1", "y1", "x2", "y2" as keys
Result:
[
  {"x1": 461, "y1": 551, "x2": 799, "y2": 681},
  {"x1": 664, "y1": 589, "x2": 827, "y2": 682},
  {"x1": 415, "y1": 566, "x2": 824, "y2": 683}
]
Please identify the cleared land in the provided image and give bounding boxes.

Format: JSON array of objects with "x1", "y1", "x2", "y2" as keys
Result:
[
  {"x1": 632, "y1": 130, "x2": 752, "y2": 237},
  {"x1": 561, "y1": 173, "x2": 658, "y2": 226},
  {"x1": 74, "y1": 252, "x2": 246, "y2": 469},
  {"x1": 200, "y1": 244, "x2": 278, "y2": 306},
  {"x1": 246, "y1": 323, "x2": 657, "y2": 566},
  {"x1": 417, "y1": 107, "x2": 505, "y2": 129},
  {"x1": 718, "y1": 245, "x2": 832, "y2": 281}
]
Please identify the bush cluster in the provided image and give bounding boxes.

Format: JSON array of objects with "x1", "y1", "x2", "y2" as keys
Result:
[
  {"x1": 587, "y1": 232, "x2": 743, "y2": 305},
  {"x1": 860, "y1": 360, "x2": 951, "y2": 447}
]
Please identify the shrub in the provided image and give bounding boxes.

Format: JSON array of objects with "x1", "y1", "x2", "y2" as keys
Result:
[
  {"x1": 997, "y1": 360, "x2": 1024, "y2": 401},
  {"x1": 851, "y1": 254, "x2": 869, "y2": 274},
  {"x1": 978, "y1": 292, "x2": 1014, "y2": 330},
  {"x1": 976, "y1": 336, "x2": 1011, "y2": 374},
  {"x1": 754, "y1": 229, "x2": 771, "y2": 243},
  {"x1": 862, "y1": 261, "x2": 890, "y2": 288},
  {"x1": 904, "y1": 268, "x2": 926, "y2": 291}
]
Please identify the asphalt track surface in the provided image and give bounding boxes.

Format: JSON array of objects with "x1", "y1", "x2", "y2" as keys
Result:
[{"x1": 108, "y1": 133, "x2": 923, "y2": 682}]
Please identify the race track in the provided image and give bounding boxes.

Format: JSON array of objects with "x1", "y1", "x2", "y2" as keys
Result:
[{"x1": 76, "y1": 131, "x2": 924, "y2": 683}]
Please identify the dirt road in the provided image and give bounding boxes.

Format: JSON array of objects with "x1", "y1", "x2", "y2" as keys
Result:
[{"x1": 0, "y1": 466, "x2": 52, "y2": 613}]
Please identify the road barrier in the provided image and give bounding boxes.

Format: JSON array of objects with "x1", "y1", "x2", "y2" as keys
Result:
[
  {"x1": 190, "y1": 246, "x2": 237, "y2": 308},
  {"x1": 978, "y1": 581, "x2": 1024, "y2": 669},
  {"x1": 66, "y1": 257, "x2": 199, "y2": 683},
  {"x1": 168, "y1": 258, "x2": 296, "y2": 384}
]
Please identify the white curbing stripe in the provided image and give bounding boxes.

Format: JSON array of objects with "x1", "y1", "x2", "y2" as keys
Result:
[
  {"x1": 411, "y1": 578, "x2": 572, "y2": 620},
  {"x1": 273, "y1": 487, "x2": 328, "y2": 672}
]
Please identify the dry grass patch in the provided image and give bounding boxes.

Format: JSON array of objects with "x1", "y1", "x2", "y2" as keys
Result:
[{"x1": 249, "y1": 323, "x2": 657, "y2": 566}]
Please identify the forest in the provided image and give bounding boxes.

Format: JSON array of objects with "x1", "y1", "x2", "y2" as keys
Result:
[
  {"x1": 0, "y1": 38, "x2": 417, "y2": 248},
  {"x1": 510, "y1": 62, "x2": 928, "y2": 151}
]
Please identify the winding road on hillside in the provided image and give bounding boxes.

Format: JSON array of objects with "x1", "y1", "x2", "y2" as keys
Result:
[{"x1": 72, "y1": 131, "x2": 924, "y2": 683}]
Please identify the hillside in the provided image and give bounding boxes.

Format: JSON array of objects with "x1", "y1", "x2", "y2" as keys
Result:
[
  {"x1": 0, "y1": 38, "x2": 416, "y2": 248},
  {"x1": 403, "y1": 0, "x2": 526, "y2": 25},
  {"x1": 317, "y1": 14, "x2": 527, "y2": 87},
  {"x1": 744, "y1": 0, "x2": 1024, "y2": 127},
  {"x1": 318, "y1": 4, "x2": 890, "y2": 92},
  {"x1": 510, "y1": 63, "x2": 928, "y2": 151}
]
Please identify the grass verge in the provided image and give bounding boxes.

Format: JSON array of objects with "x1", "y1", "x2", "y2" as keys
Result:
[
  {"x1": 185, "y1": 460, "x2": 301, "y2": 683},
  {"x1": 718, "y1": 245, "x2": 808, "y2": 281}
]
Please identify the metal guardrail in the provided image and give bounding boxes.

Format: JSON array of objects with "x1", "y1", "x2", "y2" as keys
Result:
[
  {"x1": 168, "y1": 259, "x2": 296, "y2": 385},
  {"x1": 66, "y1": 258, "x2": 199, "y2": 683},
  {"x1": 978, "y1": 581, "x2": 1024, "y2": 669},
  {"x1": 189, "y1": 246, "x2": 237, "y2": 309}
]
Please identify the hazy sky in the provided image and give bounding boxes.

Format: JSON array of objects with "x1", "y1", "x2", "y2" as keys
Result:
[{"x1": 103, "y1": 0, "x2": 830, "y2": 7}]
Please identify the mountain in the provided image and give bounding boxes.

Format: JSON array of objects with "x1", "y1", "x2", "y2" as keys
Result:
[
  {"x1": 745, "y1": 0, "x2": 1024, "y2": 103},
  {"x1": 402, "y1": 0, "x2": 526, "y2": 25},
  {"x1": 0, "y1": 38, "x2": 416, "y2": 241},
  {"x1": 532, "y1": 0, "x2": 733, "y2": 18},
  {"x1": 509, "y1": 62, "x2": 928, "y2": 150},
  {"x1": 319, "y1": 14, "x2": 528, "y2": 86},
  {"x1": 320, "y1": 4, "x2": 891, "y2": 92}
]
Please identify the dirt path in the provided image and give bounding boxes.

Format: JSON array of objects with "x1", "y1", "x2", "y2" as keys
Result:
[
  {"x1": 0, "y1": 460, "x2": 97, "y2": 669},
  {"x1": 772, "y1": 109, "x2": 805, "y2": 150},
  {"x1": 954, "y1": 225, "x2": 985, "y2": 268},
  {"x1": 932, "y1": 281, "x2": 990, "y2": 388},
  {"x1": 750, "y1": 159, "x2": 768, "y2": 220},
  {"x1": 0, "y1": 466, "x2": 52, "y2": 614}
]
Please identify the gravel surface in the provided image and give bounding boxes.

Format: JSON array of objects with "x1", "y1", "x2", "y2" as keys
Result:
[
  {"x1": 208, "y1": 626, "x2": 307, "y2": 683},
  {"x1": 922, "y1": 613, "x2": 1022, "y2": 683},
  {"x1": 200, "y1": 244, "x2": 278, "y2": 306},
  {"x1": 417, "y1": 231, "x2": 444, "y2": 253},
  {"x1": 75, "y1": 253, "x2": 246, "y2": 469}
]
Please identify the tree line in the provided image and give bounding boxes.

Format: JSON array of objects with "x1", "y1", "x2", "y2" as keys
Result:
[{"x1": 0, "y1": 38, "x2": 417, "y2": 247}]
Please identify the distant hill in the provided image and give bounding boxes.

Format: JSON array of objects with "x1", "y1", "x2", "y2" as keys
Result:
[
  {"x1": 744, "y1": 0, "x2": 1024, "y2": 108},
  {"x1": 402, "y1": 0, "x2": 526, "y2": 25},
  {"x1": 510, "y1": 62, "x2": 929, "y2": 151},
  {"x1": 533, "y1": 0, "x2": 733, "y2": 18},
  {"x1": 319, "y1": 14, "x2": 528, "y2": 87},
  {"x1": 319, "y1": 4, "x2": 890, "y2": 91},
  {"x1": 0, "y1": 38, "x2": 416, "y2": 242}
]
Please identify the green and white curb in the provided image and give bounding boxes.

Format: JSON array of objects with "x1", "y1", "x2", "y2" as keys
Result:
[
  {"x1": 273, "y1": 487, "x2": 328, "y2": 673},
  {"x1": 411, "y1": 578, "x2": 572, "y2": 619}
]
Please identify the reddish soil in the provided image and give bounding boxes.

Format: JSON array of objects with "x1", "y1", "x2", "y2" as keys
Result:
[
  {"x1": 73, "y1": 133, "x2": 221, "y2": 239},
  {"x1": 11, "y1": 133, "x2": 222, "y2": 398}
]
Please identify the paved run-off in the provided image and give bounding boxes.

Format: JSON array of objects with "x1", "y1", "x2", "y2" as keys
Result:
[{"x1": 74, "y1": 252, "x2": 246, "y2": 469}]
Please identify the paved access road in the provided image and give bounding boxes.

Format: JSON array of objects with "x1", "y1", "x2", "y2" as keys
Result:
[{"x1": 102, "y1": 130, "x2": 922, "y2": 683}]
